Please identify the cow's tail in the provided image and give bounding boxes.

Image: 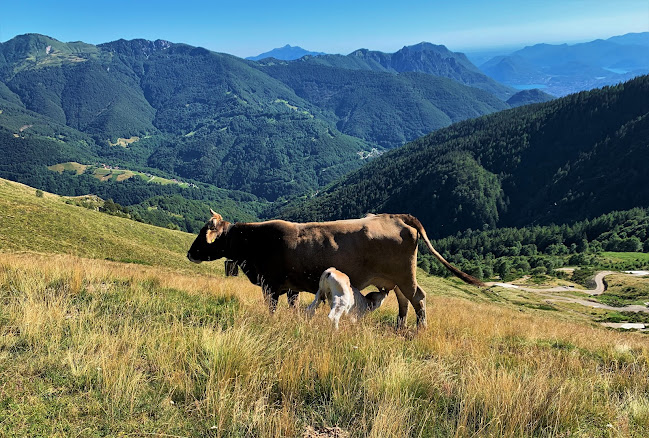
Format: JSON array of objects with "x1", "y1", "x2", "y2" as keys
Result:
[{"x1": 398, "y1": 214, "x2": 485, "y2": 287}]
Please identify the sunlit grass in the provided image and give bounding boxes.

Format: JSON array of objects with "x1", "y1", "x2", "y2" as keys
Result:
[
  {"x1": 0, "y1": 178, "x2": 220, "y2": 275},
  {"x1": 1, "y1": 252, "x2": 649, "y2": 436}
]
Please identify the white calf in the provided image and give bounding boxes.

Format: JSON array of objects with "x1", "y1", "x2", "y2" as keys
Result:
[{"x1": 307, "y1": 267, "x2": 389, "y2": 329}]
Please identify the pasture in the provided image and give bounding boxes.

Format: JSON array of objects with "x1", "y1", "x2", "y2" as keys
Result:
[{"x1": 1, "y1": 179, "x2": 648, "y2": 436}]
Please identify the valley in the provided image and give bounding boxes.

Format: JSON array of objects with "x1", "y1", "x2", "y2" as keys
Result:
[
  {"x1": 1, "y1": 27, "x2": 649, "y2": 436},
  {"x1": 477, "y1": 32, "x2": 649, "y2": 96},
  {"x1": 0, "y1": 34, "x2": 543, "y2": 202}
]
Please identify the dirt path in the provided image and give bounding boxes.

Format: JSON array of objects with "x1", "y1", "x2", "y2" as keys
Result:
[
  {"x1": 547, "y1": 297, "x2": 649, "y2": 313},
  {"x1": 487, "y1": 270, "x2": 649, "y2": 314}
]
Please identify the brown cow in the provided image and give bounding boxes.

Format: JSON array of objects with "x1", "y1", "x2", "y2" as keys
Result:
[{"x1": 187, "y1": 210, "x2": 483, "y2": 328}]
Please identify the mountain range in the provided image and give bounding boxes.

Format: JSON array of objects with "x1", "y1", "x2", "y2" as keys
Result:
[
  {"x1": 3, "y1": 32, "x2": 647, "y2": 240},
  {"x1": 479, "y1": 32, "x2": 649, "y2": 96},
  {"x1": 274, "y1": 42, "x2": 516, "y2": 100},
  {"x1": 0, "y1": 33, "x2": 548, "y2": 203}
]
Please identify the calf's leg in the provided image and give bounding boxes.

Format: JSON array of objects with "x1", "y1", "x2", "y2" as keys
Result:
[{"x1": 328, "y1": 297, "x2": 346, "y2": 330}]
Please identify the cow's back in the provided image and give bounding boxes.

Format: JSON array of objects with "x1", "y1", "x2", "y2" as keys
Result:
[{"x1": 284, "y1": 214, "x2": 418, "y2": 291}]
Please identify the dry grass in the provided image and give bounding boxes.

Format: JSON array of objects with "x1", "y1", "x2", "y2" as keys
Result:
[{"x1": 1, "y1": 252, "x2": 649, "y2": 437}]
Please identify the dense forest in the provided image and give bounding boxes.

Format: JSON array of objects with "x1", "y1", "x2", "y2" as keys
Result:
[
  {"x1": 281, "y1": 74, "x2": 649, "y2": 237},
  {"x1": 423, "y1": 207, "x2": 649, "y2": 280}
]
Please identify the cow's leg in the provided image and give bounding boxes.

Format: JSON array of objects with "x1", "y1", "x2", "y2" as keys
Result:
[
  {"x1": 394, "y1": 287, "x2": 410, "y2": 329},
  {"x1": 287, "y1": 289, "x2": 300, "y2": 308},
  {"x1": 396, "y1": 282, "x2": 427, "y2": 329},
  {"x1": 262, "y1": 287, "x2": 280, "y2": 313},
  {"x1": 412, "y1": 285, "x2": 428, "y2": 329}
]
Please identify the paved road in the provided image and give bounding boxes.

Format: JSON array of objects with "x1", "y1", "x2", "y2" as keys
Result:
[{"x1": 487, "y1": 270, "x2": 649, "y2": 314}]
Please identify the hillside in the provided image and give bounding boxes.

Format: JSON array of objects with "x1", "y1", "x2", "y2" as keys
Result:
[
  {"x1": 506, "y1": 88, "x2": 555, "y2": 107},
  {"x1": 282, "y1": 42, "x2": 516, "y2": 100},
  {"x1": 480, "y1": 32, "x2": 649, "y2": 96},
  {"x1": 0, "y1": 124, "x2": 267, "y2": 233},
  {"x1": 0, "y1": 34, "x2": 529, "y2": 202},
  {"x1": 1, "y1": 178, "x2": 649, "y2": 436},
  {"x1": 259, "y1": 63, "x2": 509, "y2": 148},
  {"x1": 0, "y1": 35, "x2": 372, "y2": 200},
  {"x1": 279, "y1": 75, "x2": 649, "y2": 237},
  {"x1": 0, "y1": 178, "x2": 220, "y2": 272}
]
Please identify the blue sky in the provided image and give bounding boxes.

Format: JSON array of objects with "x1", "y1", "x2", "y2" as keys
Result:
[{"x1": 2, "y1": 1, "x2": 647, "y2": 57}]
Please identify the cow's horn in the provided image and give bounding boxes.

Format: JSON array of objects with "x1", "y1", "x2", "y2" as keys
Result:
[{"x1": 210, "y1": 208, "x2": 220, "y2": 219}]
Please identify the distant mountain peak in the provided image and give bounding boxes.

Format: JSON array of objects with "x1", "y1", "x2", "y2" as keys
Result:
[
  {"x1": 349, "y1": 48, "x2": 370, "y2": 57},
  {"x1": 246, "y1": 45, "x2": 326, "y2": 61},
  {"x1": 0, "y1": 33, "x2": 100, "y2": 77},
  {"x1": 402, "y1": 42, "x2": 447, "y2": 52}
]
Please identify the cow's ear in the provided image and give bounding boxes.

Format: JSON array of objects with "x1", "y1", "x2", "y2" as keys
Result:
[
  {"x1": 210, "y1": 209, "x2": 222, "y2": 221},
  {"x1": 206, "y1": 228, "x2": 218, "y2": 244}
]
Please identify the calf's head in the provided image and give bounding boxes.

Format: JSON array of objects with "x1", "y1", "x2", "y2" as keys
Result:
[
  {"x1": 187, "y1": 209, "x2": 230, "y2": 263},
  {"x1": 364, "y1": 288, "x2": 389, "y2": 311}
]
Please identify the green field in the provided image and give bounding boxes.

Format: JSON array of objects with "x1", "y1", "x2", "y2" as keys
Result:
[
  {"x1": 600, "y1": 252, "x2": 649, "y2": 265},
  {"x1": 48, "y1": 162, "x2": 195, "y2": 187},
  {"x1": 0, "y1": 178, "x2": 211, "y2": 273},
  {"x1": 47, "y1": 161, "x2": 88, "y2": 175}
]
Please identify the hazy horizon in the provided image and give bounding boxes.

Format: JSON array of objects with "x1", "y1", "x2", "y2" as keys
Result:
[{"x1": 2, "y1": 0, "x2": 647, "y2": 58}]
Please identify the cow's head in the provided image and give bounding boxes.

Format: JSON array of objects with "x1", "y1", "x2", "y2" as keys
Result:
[{"x1": 187, "y1": 209, "x2": 231, "y2": 263}]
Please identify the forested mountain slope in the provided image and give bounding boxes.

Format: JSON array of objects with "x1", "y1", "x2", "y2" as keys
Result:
[
  {"x1": 259, "y1": 63, "x2": 509, "y2": 148},
  {"x1": 279, "y1": 75, "x2": 649, "y2": 237},
  {"x1": 0, "y1": 35, "x2": 370, "y2": 200}
]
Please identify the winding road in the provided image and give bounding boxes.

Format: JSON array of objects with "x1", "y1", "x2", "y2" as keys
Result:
[{"x1": 486, "y1": 270, "x2": 649, "y2": 314}]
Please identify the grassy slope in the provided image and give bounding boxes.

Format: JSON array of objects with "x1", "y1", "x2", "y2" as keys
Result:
[
  {"x1": 1, "y1": 179, "x2": 649, "y2": 436},
  {"x1": 0, "y1": 178, "x2": 217, "y2": 275}
]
